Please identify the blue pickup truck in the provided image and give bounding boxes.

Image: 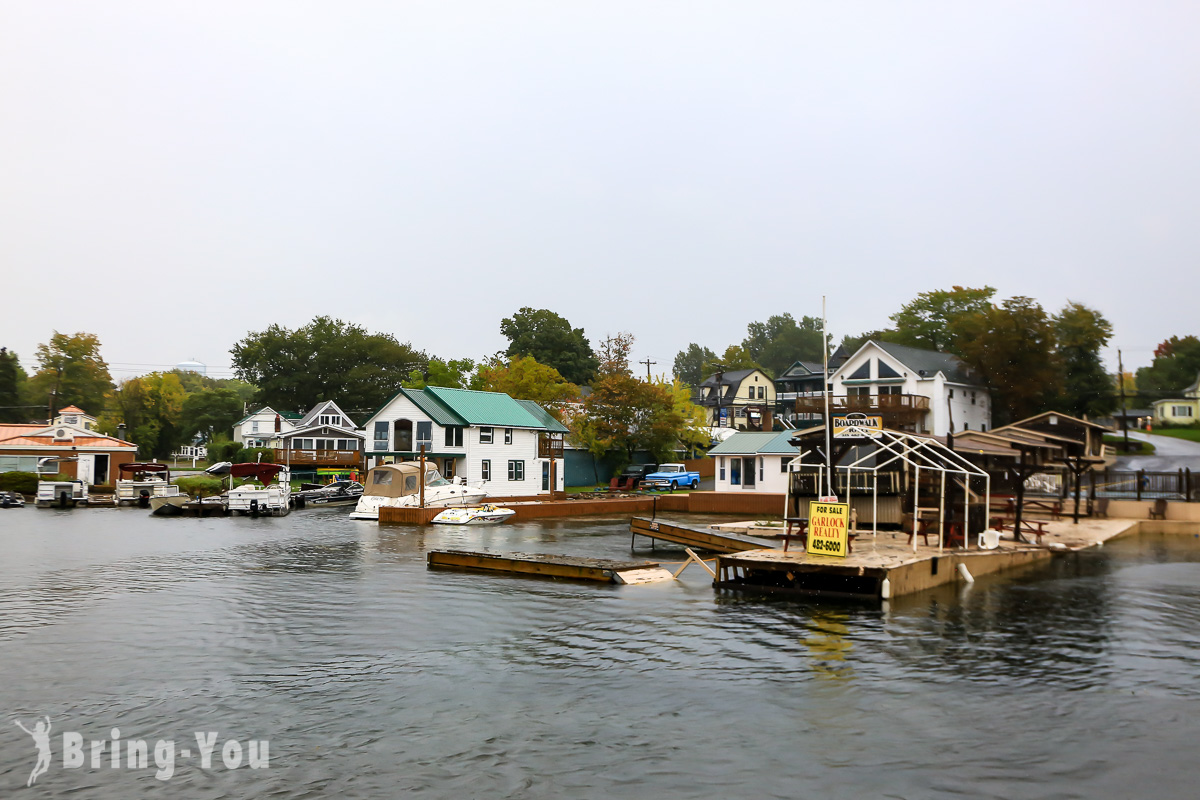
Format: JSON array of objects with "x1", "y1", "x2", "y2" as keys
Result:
[{"x1": 640, "y1": 463, "x2": 700, "y2": 491}]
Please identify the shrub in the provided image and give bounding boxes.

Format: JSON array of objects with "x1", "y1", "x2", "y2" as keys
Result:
[
  {"x1": 206, "y1": 440, "x2": 242, "y2": 464},
  {"x1": 234, "y1": 447, "x2": 276, "y2": 464},
  {"x1": 175, "y1": 475, "x2": 225, "y2": 498},
  {"x1": 0, "y1": 471, "x2": 39, "y2": 494}
]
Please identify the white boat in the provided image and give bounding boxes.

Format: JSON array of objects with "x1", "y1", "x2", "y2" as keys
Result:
[
  {"x1": 113, "y1": 462, "x2": 182, "y2": 507},
  {"x1": 349, "y1": 462, "x2": 487, "y2": 520},
  {"x1": 226, "y1": 462, "x2": 292, "y2": 517},
  {"x1": 148, "y1": 494, "x2": 190, "y2": 515},
  {"x1": 430, "y1": 505, "x2": 516, "y2": 525},
  {"x1": 34, "y1": 457, "x2": 88, "y2": 508}
]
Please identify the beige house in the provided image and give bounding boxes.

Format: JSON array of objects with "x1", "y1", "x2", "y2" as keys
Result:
[
  {"x1": 694, "y1": 368, "x2": 776, "y2": 431},
  {"x1": 1152, "y1": 372, "x2": 1200, "y2": 425}
]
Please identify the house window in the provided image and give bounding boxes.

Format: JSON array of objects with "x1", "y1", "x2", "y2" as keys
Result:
[
  {"x1": 319, "y1": 414, "x2": 343, "y2": 427},
  {"x1": 508, "y1": 460, "x2": 524, "y2": 481},
  {"x1": 504, "y1": 428, "x2": 513, "y2": 445},
  {"x1": 481, "y1": 460, "x2": 491, "y2": 481},
  {"x1": 949, "y1": 389, "x2": 954, "y2": 398},
  {"x1": 781, "y1": 457, "x2": 790, "y2": 473},
  {"x1": 880, "y1": 385, "x2": 901, "y2": 395},
  {"x1": 730, "y1": 458, "x2": 741, "y2": 486},
  {"x1": 395, "y1": 419, "x2": 413, "y2": 451},
  {"x1": 759, "y1": 456, "x2": 764, "y2": 482},
  {"x1": 480, "y1": 427, "x2": 494, "y2": 444},
  {"x1": 417, "y1": 421, "x2": 432, "y2": 449},
  {"x1": 757, "y1": 386, "x2": 765, "y2": 400},
  {"x1": 373, "y1": 421, "x2": 389, "y2": 451},
  {"x1": 719, "y1": 457, "x2": 726, "y2": 481},
  {"x1": 251, "y1": 421, "x2": 259, "y2": 433},
  {"x1": 444, "y1": 426, "x2": 463, "y2": 447},
  {"x1": 442, "y1": 458, "x2": 455, "y2": 479},
  {"x1": 848, "y1": 386, "x2": 870, "y2": 396},
  {"x1": 1173, "y1": 405, "x2": 1194, "y2": 417}
]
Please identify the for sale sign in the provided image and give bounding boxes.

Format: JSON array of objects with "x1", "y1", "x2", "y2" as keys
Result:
[{"x1": 807, "y1": 501, "x2": 850, "y2": 558}]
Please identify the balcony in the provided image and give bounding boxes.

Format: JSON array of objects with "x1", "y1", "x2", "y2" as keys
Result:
[
  {"x1": 538, "y1": 433, "x2": 565, "y2": 459},
  {"x1": 793, "y1": 393, "x2": 930, "y2": 417},
  {"x1": 274, "y1": 449, "x2": 363, "y2": 466}
]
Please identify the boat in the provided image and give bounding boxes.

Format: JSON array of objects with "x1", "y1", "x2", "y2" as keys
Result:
[
  {"x1": 1, "y1": 491, "x2": 26, "y2": 509},
  {"x1": 430, "y1": 504, "x2": 516, "y2": 525},
  {"x1": 349, "y1": 462, "x2": 487, "y2": 520},
  {"x1": 148, "y1": 494, "x2": 191, "y2": 515},
  {"x1": 293, "y1": 480, "x2": 364, "y2": 508},
  {"x1": 225, "y1": 462, "x2": 292, "y2": 517},
  {"x1": 113, "y1": 462, "x2": 183, "y2": 507},
  {"x1": 34, "y1": 457, "x2": 88, "y2": 508}
]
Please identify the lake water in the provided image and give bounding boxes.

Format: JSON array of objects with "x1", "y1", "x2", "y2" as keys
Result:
[{"x1": 2, "y1": 507, "x2": 1200, "y2": 798}]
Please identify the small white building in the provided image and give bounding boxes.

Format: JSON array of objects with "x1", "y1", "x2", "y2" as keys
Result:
[
  {"x1": 361, "y1": 386, "x2": 568, "y2": 496},
  {"x1": 825, "y1": 341, "x2": 991, "y2": 436},
  {"x1": 708, "y1": 431, "x2": 801, "y2": 493}
]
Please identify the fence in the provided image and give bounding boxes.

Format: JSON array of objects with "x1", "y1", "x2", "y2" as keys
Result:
[{"x1": 1090, "y1": 469, "x2": 1193, "y2": 501}]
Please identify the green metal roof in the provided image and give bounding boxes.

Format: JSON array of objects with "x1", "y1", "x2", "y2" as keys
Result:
[
  {"x1": 425, "y1": 386, "x2": 546, "y2": 429},
  {"x1": 515, "y1": 400, "x2": 570, "y2": 434},
  {"x1": 400, "y1": 388, "x2": 466, "y2": 427},
  {"x1": 708, "y1": 431, "x2": 801, "y2": 456}
]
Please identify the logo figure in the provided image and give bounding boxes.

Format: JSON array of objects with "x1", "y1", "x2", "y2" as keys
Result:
[{"x1": 13, "y1": 717, "x2": 52, "y2": 787}]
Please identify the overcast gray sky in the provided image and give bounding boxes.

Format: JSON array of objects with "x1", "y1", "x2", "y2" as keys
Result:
[{"x1": 2, "y1": 1, "x2": 1198, "y2": 384}]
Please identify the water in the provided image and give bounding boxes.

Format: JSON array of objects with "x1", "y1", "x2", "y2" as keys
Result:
[{"x1": 2, "y1": 507, "x2": 1200, "y2": 798}]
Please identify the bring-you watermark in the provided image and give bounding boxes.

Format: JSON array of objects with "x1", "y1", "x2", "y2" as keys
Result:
[{"x1": 12, "y1": 717, "x2": 268, "y2": 785}]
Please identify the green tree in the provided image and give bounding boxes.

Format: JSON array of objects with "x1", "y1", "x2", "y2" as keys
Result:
[
  {"x1": 840, "y1": 330, "x2": 894, "y2": 355},
  {"x1": 99, "y1": 372, "x2": 188, "y2": 459},
  {"x1": 0, "y1": 347, "x2": 29, "y2": 423},
  {"x1": 673, "y1": 343, "x2": 717, "y2": 388},
  {"x1": 701, "y1": 345, "x2": 762, "y2": 377},
  {"x1": 180, "y1": 388, "x2": 244, "y2": 443},
  {"x1": 500, "y1": 307, "x2": 599, "y2": 385},
  {"x1": 1136, "y1": 335, "x2": 1200, "y2": 402},
  {"x1": 889, "y1": 286, "x2": 996, "y2": 354},
  {"x1": 403, "y1": 358, "x2": 476, "y2": 390},
  {"x1": 1053, "y1": 302, "x2": 1116, "y2": 419},
  {"x1": 475, "y1": 356, "x2": 580, "y2": 416},
  {"x1": 741, "y1": 314, "x2": 828, "y2": 377},
  {"x1": 953, "y1": 296, "x2": 1059, "y2": 425},
  {"x1": 23, "y1": 332, "x2": 114, "y2": 417},
  {"x1": 231, "y1": 316, "x2": 427, "y2": 413}
]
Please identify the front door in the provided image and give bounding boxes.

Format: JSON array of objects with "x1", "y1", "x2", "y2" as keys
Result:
[
  {"x1": 742, "y1": 457, "x2": 756, "y2": 489},
  {"x1": 93, "y1": 454, "x2": 109, "y2": 485},
  {"x1": 442, "y1": 458, "x2": 455, "y2": 479},
  {"x1": 542, "y1": 461, "x2": 550, "y2": 491}
]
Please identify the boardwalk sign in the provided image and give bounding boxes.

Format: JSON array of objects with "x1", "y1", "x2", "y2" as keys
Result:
[
  {"x1": 832, "y1": 414, "x2": 883, "y2": 439},
  {"x1": 807, "y1": 501, "x2": 850, "y2": 558}
]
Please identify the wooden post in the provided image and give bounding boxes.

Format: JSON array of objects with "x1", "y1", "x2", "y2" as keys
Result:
[
  {"x1": 419, "y1": 445, "x2": 426, "y2": 508},
  {"x1": 1012, "y1": 449, "x2": 1028, "y2": 544},
  {"x1": 1187, "y1": 468, "x2": 1193, "y2": 502},
  {"x1": 1137, "y1": 469, "x2": 1144, "y2": 501}
]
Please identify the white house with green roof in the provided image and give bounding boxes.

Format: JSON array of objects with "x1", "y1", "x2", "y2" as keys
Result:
[
  {"x1": 708, "y1": 431, "x2": 803, "y2": 493},
  {"x1": 361, "y1": 386, "x2": 569, "y2": 496}
]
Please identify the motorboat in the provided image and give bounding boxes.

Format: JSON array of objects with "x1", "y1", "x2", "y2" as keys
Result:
[
  {"x1": 34, "y1": 457, "x2": 88, "y2": 508},
  {"x1": 1, "y1": 491, "x2": 25, "y2": 509},
  {"x1": 430, "y1": 504, "x2": 516, "y2": 525},
  {"x1": 293, "y1": 480, "x2": 364, "y2": 508},
  {"x1": 149, "y1": 494, "x2": 191, "y2": 515},
  {"x1": 349, "y1": 462, "x2": 487, "y2": 520},
  {"x1": 226, "y1": 462, "x2": 292, "y2": 517},
  {"x1": 114, "y1": 462, "x2": 182, "y2": 507}
]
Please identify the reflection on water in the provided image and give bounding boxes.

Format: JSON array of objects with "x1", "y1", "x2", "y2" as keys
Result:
[{"x1": 2, "y1": 510, "x2": 1200, "y2": 798}]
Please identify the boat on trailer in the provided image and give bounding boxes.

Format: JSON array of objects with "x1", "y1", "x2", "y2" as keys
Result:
[
  {"x1": 114, "y1": 462, "x2": 182, "y2": 507},
  {"x1": 430, "y1": 505, "x2": 516, "y2": 525},
  {"x1": 226, "y1": 463, "x2": 292, "y2": 517}
]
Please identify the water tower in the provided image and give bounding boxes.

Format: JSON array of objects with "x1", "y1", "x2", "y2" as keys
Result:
[{"x1": 177, "y1": 360, "x2": 206, "y2": 375}]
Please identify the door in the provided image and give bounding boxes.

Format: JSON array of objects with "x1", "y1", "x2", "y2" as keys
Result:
[
  {"x1": 93, "y1": 454, "x2": 109, "y2": 485},
  {"x1": 77, "y1": 454, "x2": 95, "y2": 485},
  {"x1": 541, "y1": 461, "x2": 550, "y2": 491},
  {"x1": 742, "y1": 457, "x2": 756, "y2": 489},
  {"x1": 395, "y1": 419, "x2": 413, "y2": 452}
]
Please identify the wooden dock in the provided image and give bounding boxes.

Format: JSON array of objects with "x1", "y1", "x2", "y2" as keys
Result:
[
  {"x1": 427, "y1": 549, "x2": 672, "y2": 584},
  {"x1": 629, "y1": 517, "x2": 778, "y2": 553}
]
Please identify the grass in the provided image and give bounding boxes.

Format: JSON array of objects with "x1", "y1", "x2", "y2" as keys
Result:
[
  {"x1": 1148, "y1": 427, "x2": 1200, "y2": 443},
  {"x1": 1103, "y1": 435, "x2": 1156, "y2": 454}
]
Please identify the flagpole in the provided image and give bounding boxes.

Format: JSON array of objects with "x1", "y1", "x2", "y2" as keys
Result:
[{"x1": 823, "y1": 295, "x2": 833, "y2": 498}]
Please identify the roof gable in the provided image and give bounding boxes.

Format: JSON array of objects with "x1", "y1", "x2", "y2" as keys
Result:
[{"x1": 297, "y1": 399, "x2": 357, "y2": 429}]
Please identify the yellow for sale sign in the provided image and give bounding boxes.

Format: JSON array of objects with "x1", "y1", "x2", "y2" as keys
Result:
[{"x1": 807, "y1": 501, "x2": 850, "y2": 558}]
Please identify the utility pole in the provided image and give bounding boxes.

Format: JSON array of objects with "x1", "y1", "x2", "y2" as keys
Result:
[
  {"x1": 639, "y1": 358, "x2": 656, "y2": 381},
  {"x1": 1118, "y1": 348, "x2": 1129, "y2": 453}
]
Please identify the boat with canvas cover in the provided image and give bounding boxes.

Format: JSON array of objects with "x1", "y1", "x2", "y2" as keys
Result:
[
  {"x1": 430, "y1": 505, "x2": 516, "y2": 525},
  {"x1": 114, "y1": 462, "x2": 182, "y2": 507},
  {"x1": 226, "y1": 462, "x2": 292, "y2": 517},
  {"x1": 349, "y1": 462, "x2": 487, "y2": 520}
]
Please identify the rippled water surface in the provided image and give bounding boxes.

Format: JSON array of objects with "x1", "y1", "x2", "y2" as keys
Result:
[{"x1": 2, "y1": 508, "x2": 1200, "y2": 798}]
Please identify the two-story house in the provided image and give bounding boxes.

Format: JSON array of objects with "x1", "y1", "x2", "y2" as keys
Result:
[
  {"x1": 233, "y1": 406, "x2": 303, "y2": 447},
  {"x1": 273, "y1": 400, "x2": 366, "y2": 475},
  {"x1": 694, "y1": 368, "x2": 775, "y2": 431},
  {"x1": 794, "y1": 340, "x2": 990, "y2": 436},
  {"x1": 362, "y1": 386, "x2": 569, "y2": 496}
]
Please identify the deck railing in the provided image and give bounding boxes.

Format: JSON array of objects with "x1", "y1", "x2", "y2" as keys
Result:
[
  {"x1": 793, "y1": 394, "x2": 931, "y2": 415},
  {"x1": 274, "y1": 449, "x2": 363, "y2": 466}
]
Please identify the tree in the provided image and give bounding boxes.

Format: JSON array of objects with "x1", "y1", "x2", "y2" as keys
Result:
[
  {"x1": 673, "y1": 343, "x2": 717, "y2": 388},
  {"x1": 741, "y1": 314, "x2": 828, "y2": 377},
  {"x1": 231, "y1": 316, "x2": 427, "y2": 413},
  {"x1": 500, "y1": 307, "x2": 599, "y2": 385},
  {"x1": 403, "y1": 358, "x2": 476, "y2": 390},
  {"x1": 840, "y1": 330, "x2": 894, "y2": 355},
  {"x1": 953, "y1": 296, "x2": 1059, "y2": 425},
  {"x1": 0, "y1": 347, "x2": 29, "y2": 423},
  {"x1": 22, "y1": 332, "x2": 114, "y2": 418},
  {"x1": 1053, "y1": 302, "x2": 1116, "y2": 419},
  {"x1": 98, "y1": 372, "x2": 187, "y2": 459},
  {"x1": 179, "y1": 388, "x2": 244, "y2": 443},
  {"x1": 1136, "y1": 335, "x2": 1200, "y2": 402},
  {"x1": 701, "y1": 345, "x2": 762, "y2": 378},
  {"x1": 889, "y1": 286, "x2": 996, "y2": 354},
  {"x1": 475, "y1": 356, "x2": 580, "y2": 416}
]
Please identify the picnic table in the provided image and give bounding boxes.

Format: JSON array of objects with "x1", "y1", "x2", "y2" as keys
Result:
[{"x1": 990, "y1": 517, "x2": 1049, "y2": 545}]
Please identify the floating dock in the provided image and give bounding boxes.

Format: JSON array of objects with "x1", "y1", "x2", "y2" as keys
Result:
[
  {"x1": 628, "y1": 517, "x2": 777, "y2": 553},
  {"x1": 427, "y1": 549, "x2": 673, "y2": 584}
]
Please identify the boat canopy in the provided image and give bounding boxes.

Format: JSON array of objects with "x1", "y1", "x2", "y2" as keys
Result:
[
  {"x1": 118, "y1": 462, "x2": 170, "y2": 478},
  {"x1": 363, "y1": 463, "x2": 448, "y2": 498},
  {"x1": 229, "y1": 463, "x2": 285, "y2": 484}
]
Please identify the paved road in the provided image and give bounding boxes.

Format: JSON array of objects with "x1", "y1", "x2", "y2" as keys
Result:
[{"x1": 1113, "y1": 430, "x2": 1200, "y2": 472}]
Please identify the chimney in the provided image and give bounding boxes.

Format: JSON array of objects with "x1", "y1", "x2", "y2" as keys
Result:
[
  {"x1": 275, "y1": 414, "x2": 282, "y2": 433},
  {"x1": 117, "y1": 423, "x2": 127, "y2": 441}
]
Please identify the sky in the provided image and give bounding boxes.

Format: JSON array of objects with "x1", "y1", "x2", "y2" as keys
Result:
[{"x1": 2, "y1": 1, "x2": 1199, "y2": 384}]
